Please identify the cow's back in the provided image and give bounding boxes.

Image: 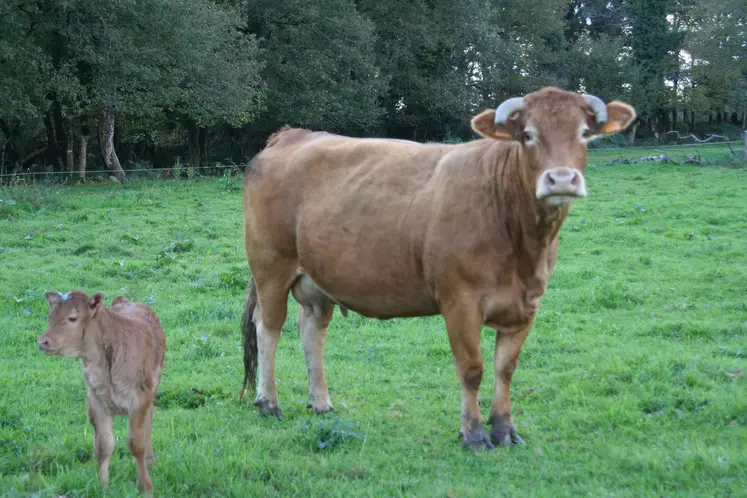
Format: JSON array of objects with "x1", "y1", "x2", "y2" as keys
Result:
[{"x1": 242, "y1": 129, "x2": 501, "y2": 317}]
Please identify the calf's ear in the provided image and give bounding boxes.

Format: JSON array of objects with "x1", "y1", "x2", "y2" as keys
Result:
[
  {"x1": 90, "y1": 292, "x2": 104, "y2": 317},
  {"x1": 45, "y1": 291, "x2": 63, "y2": 308},
  {"x1": 471, "y1": 109, "x2": 519, "y2": 140}
]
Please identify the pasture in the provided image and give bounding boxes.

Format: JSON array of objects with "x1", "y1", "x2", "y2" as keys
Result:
[{"x1": 1, "y1": 145, "x2": 745, "y2": 497}]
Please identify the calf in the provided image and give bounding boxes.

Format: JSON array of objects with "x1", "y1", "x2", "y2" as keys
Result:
[{"x1": 37, "y1": 291, "x2": 166, "y2": 493}]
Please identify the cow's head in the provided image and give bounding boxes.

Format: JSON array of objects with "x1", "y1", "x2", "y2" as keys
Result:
[
  {"x1": 471, "y1": 87, "x2": 636, "y2": 208},
  {"x1": 37, "y1": 290, "x2": 104, "y2": 358}
]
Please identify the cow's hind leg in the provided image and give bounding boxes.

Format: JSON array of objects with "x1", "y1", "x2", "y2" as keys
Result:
[
  {"x1": 442, "y1": 298, "x2": 493, "y2": 450},
  {"x1": 253, "y1": 271, "x2": 294, "y2": 418},
  {"x1": 293, "y1": 276, "x2": 335, "y2": 413},
  {"x1": 488, "y1": 325, "x2": 531, "y2": 446}
]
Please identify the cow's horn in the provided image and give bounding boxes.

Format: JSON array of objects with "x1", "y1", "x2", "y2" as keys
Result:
[
  {"x1": 583, "y1": 94, "x2": 607, "y2": 124},
  {"x1": 494, "y1": 97, "x2": 526, "y2": 126}
]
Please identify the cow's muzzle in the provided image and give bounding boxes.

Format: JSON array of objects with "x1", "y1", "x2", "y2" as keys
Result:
[{"x1": 536, "y1": 167, "x2": 587, "y2": 207}]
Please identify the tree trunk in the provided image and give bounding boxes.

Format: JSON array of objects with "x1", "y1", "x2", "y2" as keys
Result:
[
  {"x1": 44, "y1": 112, "x2": 60, "y2": 170},
  {"x1": 52, "y1": 101, "x2": 70, "y2": 173},
  {"x1": 64, "y1": 117, "x2": 74, "y2": 174},
  {"x1": 659, "y1": 109, "x2": 670, "y2": 133},
  {"x1": 0, "y1": 134, "x2": 7, "y2": 177},
  {"x1": 625, "y1": 122, "x2": 638, "y2": 144},
  {"x1": 199, "y1": 126, "x2": 207, "y2": 168},
  {"x1": 78, "y1": 133, "x2": 89, "y2": 180},
  {"x1": 671, "y1": 108, "x2": 677, "y2": 131},
  {"x1": 98, "y1": 110, "x2": 127, "y2": 183},
  {"x1": 187, "y1": 119, "x2": 201, "y2": 169},
  {"x1": 742, "y1": 109, "x2": 746, "y2": 130}
]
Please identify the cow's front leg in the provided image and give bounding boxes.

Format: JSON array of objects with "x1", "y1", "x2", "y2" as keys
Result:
[
  {"x1": 489, "y1": 324, "x2": 531, "y2": 446},
  {"x1": 443, "y1": 299, "x2": 493, "y2": 450}
]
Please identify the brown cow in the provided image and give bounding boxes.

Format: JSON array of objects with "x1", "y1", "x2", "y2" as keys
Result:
[
  {"x1": 37, "y1": 291, "x2": 166, "y2": 492},
  {"x1": 240, "y1": 87, "x2": 635, "y2": 449}
]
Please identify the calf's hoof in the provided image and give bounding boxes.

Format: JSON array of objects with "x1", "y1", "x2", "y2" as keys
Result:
[
  {"x1": 488, "y1": 415, "x2": 525, "y2": 447},
  {"x1": 254, "y1": 397, "x2": 283, "y2": 419},
  {"x1": 137, "y1": 479, "x2": 154, "y2": 495},
  {"x1": 459, "y1": 428, "x2": 495, "y2": 451}
]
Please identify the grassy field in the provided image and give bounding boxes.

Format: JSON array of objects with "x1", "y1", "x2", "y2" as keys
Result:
[{"x1": 1, "y1": 145, "x2": 745, "y2": 497}]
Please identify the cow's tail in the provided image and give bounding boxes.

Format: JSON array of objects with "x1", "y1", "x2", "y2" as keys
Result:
[{"x1": 240, "y1": 277, "x2": 258, "y2": 401}]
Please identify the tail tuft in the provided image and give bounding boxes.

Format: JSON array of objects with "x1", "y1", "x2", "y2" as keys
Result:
[{"x1": 240, "y1": 277, "x2": 258, "y2": 401}]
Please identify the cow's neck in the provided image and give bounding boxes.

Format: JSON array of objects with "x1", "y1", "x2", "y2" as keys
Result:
[{"x1": 495, "y1": 146, "x2": 569, "y2": 286}]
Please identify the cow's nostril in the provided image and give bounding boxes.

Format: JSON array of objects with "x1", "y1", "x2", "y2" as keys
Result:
[
  {"x1": 37, "y1": 338, "x2": 49, "y2": 347},
  {"x1": 547, "y1": 174, "x2": 556, "y2": 186},
  {"x1": 570, "y1": 172, "x2": 580, "y2": 186}
]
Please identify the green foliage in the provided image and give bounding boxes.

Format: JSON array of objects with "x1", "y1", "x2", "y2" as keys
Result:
[
  {"x1": 0, "y1": 147, "x2": 745, "y2": 495},
  {"x1": 1, "y1": 0, "x2": 746, "y2": 170},
  {"x1": 245, "y1": 0, "x2": 385, "y2": 135}
]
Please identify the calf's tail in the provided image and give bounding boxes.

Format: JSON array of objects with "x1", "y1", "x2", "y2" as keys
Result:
[{"x1": 240, "y1": 277, "x2": 258, "y2": 401}]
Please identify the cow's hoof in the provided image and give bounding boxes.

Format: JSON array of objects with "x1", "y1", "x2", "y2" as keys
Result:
[
  {"x1": 459, "y1": 428, "x2": 495, "y2": 450},
  {"x1": 489, "y1": 422, "x2": 525, "y2": 447},
  {"x1": 254, "y1": 398, "x2": 283, "y2": 419},
  {"x1": 306, "y1": 402, "x2": 334, "y2": 415}
]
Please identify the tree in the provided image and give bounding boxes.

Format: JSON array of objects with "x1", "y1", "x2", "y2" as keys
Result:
[
  {"x1": 244, "y1": 0, "x2": 385, "y2": 145},
  {"x1": 0, "y1": 2, "x2": 52, "y2": 175},
  {"x1": 683, "y1": 0, "x2": 746, "y2": 130},
  {"x1": 629, "y1": 0, "x2": 684, "y2": 134}
]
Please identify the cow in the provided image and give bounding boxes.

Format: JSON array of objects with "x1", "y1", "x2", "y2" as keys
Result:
[
  {"x1": 239, "y1": 86, "x2": 636, "y2": 449},
  {"x1": 37, "y1": 291, "x2": 166, "y2": 492}
]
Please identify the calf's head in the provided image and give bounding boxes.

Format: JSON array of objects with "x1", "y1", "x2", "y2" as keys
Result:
[
  {"x1": 471, "y1": 87, "x2": 636, "y2": 208},
  {"x1": 37, "y1": 291, "x2": 104, "y2": 358}
]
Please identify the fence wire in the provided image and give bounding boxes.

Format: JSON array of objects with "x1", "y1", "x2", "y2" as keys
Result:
[
  {"x1": 0, "y1": 164, "x2": 242, "y2": 179},
  {"x1": 0, "y1": 139, "x2": 743, "y2": 179}
]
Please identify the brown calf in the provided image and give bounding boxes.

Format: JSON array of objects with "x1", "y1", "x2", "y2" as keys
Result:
[
  {"x1": 240, "y1": 87, "x2": 636, "y2": 449},
  {"x1": 37, "y1": 291, "x2": 166, "y2": 492}
]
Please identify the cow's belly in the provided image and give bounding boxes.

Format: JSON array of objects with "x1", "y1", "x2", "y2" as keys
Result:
[
  {"x1": 296, "y1": 225, "x2": 439, "y2": 319},
  {"x1": 298, "y1": 260, "x2": 440, "y2": 319}
]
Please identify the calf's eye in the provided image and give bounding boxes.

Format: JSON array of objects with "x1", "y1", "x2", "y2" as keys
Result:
[
  {"x1": 69, "y1": 317, "x2": 78, "y2": 323},
  {"x1": 522, "y1": 130, "x2": 533, "y2": 142},
  {"x1": 582, "y1": 129, "x2": 591, "y2": 139}
]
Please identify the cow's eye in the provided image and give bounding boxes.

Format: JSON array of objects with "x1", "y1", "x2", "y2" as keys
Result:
[
  {"x1": 581, "y1": 128, "x2": 591, "y2": 139},
  {"x1": 522, "y1": 130, "x2": 533, "y2": 142},
  {"x1": 69, "y1": 316, "x2": 78, "y2": 323}
]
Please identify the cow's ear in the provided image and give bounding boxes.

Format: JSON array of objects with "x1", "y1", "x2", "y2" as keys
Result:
[
  {"x1": 45, "y1": 291, "x2": 63, "y2": 308},
  {"x1": 471, "y1": 110, "x2": 517, "y2": 140},
  {"x1": 594, "y1": 101, "x2": 636, "y2": 136},
  {"x1": 89, "y1": 293, "x2": 104, "y2": 317}
]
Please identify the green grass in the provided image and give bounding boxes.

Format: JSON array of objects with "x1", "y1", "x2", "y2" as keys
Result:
[{"x1": 1, "y1": 146, "x2": 745, "y2": 497}]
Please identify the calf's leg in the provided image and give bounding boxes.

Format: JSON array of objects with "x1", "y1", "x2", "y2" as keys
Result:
[
  {"x1": 88, "y1": 399, "x2": 114, "y2": 485},
  {"x1": 489, "y1": 325, "x2": 531, "y2": 446},
  {"x1": 296, "y1": 303, "x2": 335, "y2": 413},
  {"x1": 127, "y1": 401, "x2": 154, "y2": 493},
  {"x1": 144, "y1": 403, "x2": 155, "y2": 467},
  {"x1": 442, "y1": 299, "x2": 493, "y2": 450}
]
